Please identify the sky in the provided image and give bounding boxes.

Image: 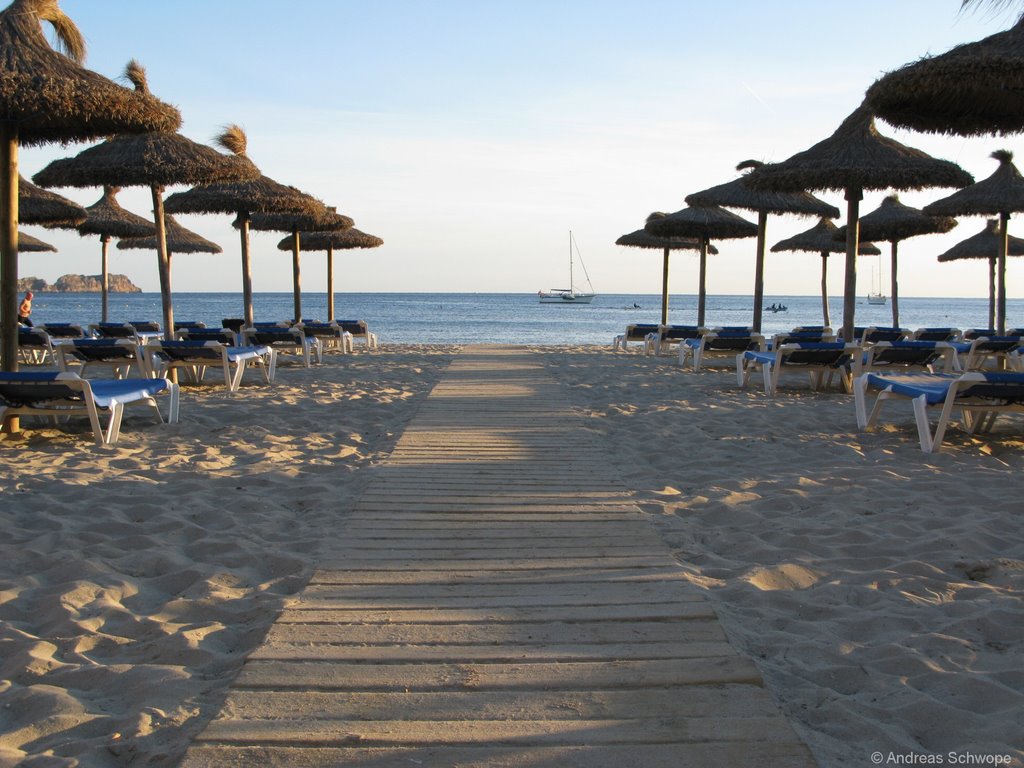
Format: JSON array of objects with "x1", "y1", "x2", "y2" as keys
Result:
[{"x1": 18, "y1": 0, "x2": 1024, "y2": 298}]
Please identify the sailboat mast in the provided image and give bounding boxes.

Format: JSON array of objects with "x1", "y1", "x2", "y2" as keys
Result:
[{"x1": 569, "y1": 230, "x2": 574, "y2": 293}]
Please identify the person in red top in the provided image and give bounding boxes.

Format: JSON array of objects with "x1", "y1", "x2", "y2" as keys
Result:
[{"x1": 18, "y1": 291, "x2": 33, "y2": 326}]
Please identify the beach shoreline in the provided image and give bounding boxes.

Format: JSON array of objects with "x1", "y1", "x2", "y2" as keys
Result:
[{"x1": 1, "y1": 344, "x2": 1022, "y2": 767}]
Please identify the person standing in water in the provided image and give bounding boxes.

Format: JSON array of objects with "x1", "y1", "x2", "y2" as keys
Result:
[{"x1": 18, "y1": 291, "x2": 33, "y2": 326}]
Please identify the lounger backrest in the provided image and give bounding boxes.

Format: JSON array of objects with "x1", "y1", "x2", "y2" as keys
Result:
[
  {"x1": 179, "y1": 328, "x2": 236, "y2": 345},
  {"x1": 869, "y1": 341, "x2": 947, "y2": 366},
  {"x1": 92, "y1": 323, "x2": 136, "y2": 339},
  {"x1": 245, "y1": 328, "x2": 304, "y2": 345},
  {"x1": 772, "y1": 331, "x2": 834, "y2": 346},
  {"x1": 659, "y1": 325, "x2": 704, "y2": 341},
  {"x1": 149, "y1": 340, "x2": 224, "y2": 362},
  {"x1": 912, "y1": 327, "x2": 961, "y2": 342},
  {"x1": 862, "y1": 327, "x2": 909, "y2": 344},
  {"x1": 38, "y1": 323, "x2": 85, "y2": 339},
  {"x1": 0, "y1": 372, "x2": 83, "y2": 405},
  {"x1": 68, "y1": 339, "x2": 137, "y2": 360},
  {"x1": 174, "y1": 321, "x2": 207, "y2": 331},
  {"x1": 958, "y1": 372, "x2": 1024, "y2": 403},
  {"x1": 130, "y1": 321, "x2": 160, "y2": 333},
  {"x1": 970, "y1": 336, "x2": 1023, "y2": 352},
  {"x1": 781, "y1": 342, "x2": 852, "y2": 366},
  {"x1": 706, "y1": 332, "x2": 762, "y2": 351},
  {"x1": 336, "y1": 320, "x2": 369, "y2": 336},
  {"x1": 18, "y1": 328, "x2": 52, "y2": 346},
  {"x1": 963, "y1": 328, "x2": 997, "y2": 340}
]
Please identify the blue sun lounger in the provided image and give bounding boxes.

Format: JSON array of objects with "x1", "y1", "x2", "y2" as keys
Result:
[
  {"x1": 853, "y1": 371, "x2": 1024, "y2": 453},
  {"x1": 851, "y1": 340, "x2": 958, "y2": 378},
  {"x1": 144, "y1": 340, "x2": 276, "y2": 393},
  {"x1": 0, "y1": 371, "x2": 179, "y2": 446},
  {"x1": 612, "y1": 323, "x2": 659, "y2": 351},
  {"x1": 241, "y1": 327, "x2": 322, "y2": 367},
  {"x1": 56, "y1": 339, "x2": 150, "y2": 379},
  {"x1": 737, "y1": 342, "x2": 858, "y2": 396},
  {"x1": 679, "y1": 329, "x2": 765, "y2": 371},
  {"x1": 643, "y1": 325, "x2": 706, "y2": 356},
  {"x1": 948, "y1": 336, "x2": 1024, "y2": 371}
]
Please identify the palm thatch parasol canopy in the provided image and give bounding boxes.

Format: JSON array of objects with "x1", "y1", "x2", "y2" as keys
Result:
[
  {"x1": 866, "y1": 13, "x2": 1024, "y2": 137},
  {"x1": 771, "y1": 217, "x2": 880, "y2": 327},
  {"x1": 117, "y1": 214, "x2": 221, "y2": 255},
  {"x1": 924, "y1": 150, "x2": 1024, "y2": 332},
  {"x1": 833, "y1": 194, "x2": 958, "y2": 326},
  {"x1": 249, "y1": 206, "x2": 353, "y2": 322},
  {"x1": 615, "y1": 228, "x2": 717, "y2": 325},
  {"x1": 939, "y1": 218, "x2": 1024, "y2": 329},
  {"x1": 276, "y1": 227, "x2": 382, "y2": 321},
  {"x1": 74, "y1": 186, "x2": 155, "y2": 321},
  {"x1": 163, "y1": 125, "x2": 330, "y2": 327},
  {"x1": 0, "y1": 1, "x2": 181, "y2": 377},
  {"x1": 0, "y1": 0, "x2": 181, "y2": 145},
  {"x1": 32, "y1": 63, "x2": 260, "y2": 340},
  {"x1": 645, "y1": 205, "x2": 757, "y2": 325},
  {"x1": 746, "y1": 105, "x2": 973, "y2": 341},
  {"x1": 686, "y1": 160, "x2": 841, "y2": 331},
  {"x1": 18, "y1": 175, "x2": 85, "y2": 226},
  {"x1": 17, "y1": 231, "x2": 56, "y2": 252}
]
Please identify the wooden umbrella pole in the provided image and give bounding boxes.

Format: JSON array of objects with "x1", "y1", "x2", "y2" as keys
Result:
[
  {"x1": 291, "y1": 227, "x2": 301, "y2": 323},
  {"x1": 842, "y1": 187, "x2": 862, "y2": 343},
  {"x1": 1, "y1": 123, "x2": 18, "y2": 434},
  {"x1": 660, "y1": 247, "x2": 669, "y2": 326},
  {"x1": 752, "y1": 210, "x2": 767, "y2": 333},
  {"x1": 697, "y1": 238, "x2": 708, "y2": 327},
  {"x1": 326, "y1": 245, "x2": 335, "y2": 322},
  {"x1": 1, "y1": 123, "x2": 18, "y2": 376},
  {"x1": 890, "y1": 241, "x2": 900, "y2": 328},
  {"x1": 150, "y1": 185, "x2": 175, "y2": 341},
  {"x1": 820, "y1": 251, "x2": 830, "y2": 328},
  {"x1": 101, "y1": 235, "x2": 110, "y2": 322},
  {"x1": 988, "y1": 256, "x2": 996, "y2": 331},
  {"x1": 238, "y1": 211, "x2": 255, "y2": 328},
  {"x1": 998, "y1": 211, "x2": 1009, "y2": 334}
]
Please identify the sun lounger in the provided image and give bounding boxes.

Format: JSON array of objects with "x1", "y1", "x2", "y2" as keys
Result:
[
  {"x1": 173, "y1": 321, "x2": 207, "y2": 332},
  {"x1": 612, "y1": 323, "x2": 659, "y2": 351},
  {"x1": 297, "y1": 321, "x2": 354, "y2": 353},
  {"x1": 176, "y1": 327, "x2": 238, "y2": 345},
  {"x1": 18, "y1": 327, "x2": 57, "y2": 365},
  {"x1": 963, "y1": 328, "x2": 997, "y2": 340},
  {"x1": 679, "y1": 329, "x2": 765, "y2": 371},
  {"x1": 767, "y1": 329, "x2": 836, "y2": 350},
  {"x1": 335, "y1": 320, "x2": 378, "y2": 350},
  {"x1": 644, "y1": 325, "x2": 706, "y2": 356},
  {"x1": 1010, "y1": 349, "x2": 1024, "y2": 373},
  {"x1": 241, "y1": 327, "x2": 322, "y2": 367},
  {"x1": 88, "y1": 321, "x2": 162, "y2": 343},
  {"x1": 0, "y1": 371, "x2": 179, "y2": 446},
  {"x1": 737, "y1": 342, "x2": 858, "y2": 396},
  {"x1": 854, "y1": 371, "x2": 1024, "y2": 453},
  {"x1": 949, "y1": 336, "x2": 1024, "y2": 371},
  {"x1": 841, "y1": 326, "x2": 911, "y2": 344},
  {"x1": 56, "y1": 339, "x2": 149, "y2": 379},
  {"x1": 852, "y1": 340, "x2": 958, "y2": 378},
  {"x1": 144, "y1": 340, "x2": 276, "y2": 393}
]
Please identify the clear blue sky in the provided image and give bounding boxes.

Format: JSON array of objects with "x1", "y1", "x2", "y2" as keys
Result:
[{"x1": 20, "y1": 1, "x2": 1024, "y2": 298}]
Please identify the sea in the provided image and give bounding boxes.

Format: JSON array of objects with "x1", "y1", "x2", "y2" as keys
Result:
[{"x1": 25, "y1": 292, "x2": 1023, "y2": 346}]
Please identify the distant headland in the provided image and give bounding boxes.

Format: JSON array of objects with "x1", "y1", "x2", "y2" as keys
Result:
[{"x1": 17, "y1": 275, "x2": 142, "y2": 293}]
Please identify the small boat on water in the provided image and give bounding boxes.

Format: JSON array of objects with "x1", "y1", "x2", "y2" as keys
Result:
[
  {"x1": 867, "y1": 293, "x2": 888, "y2": 305},
  {"x1": 539, "y1": 231, "x2": 596, "y2": 304},
  {"x1": 767, "y1": 302, "x2": 788, "y2": 313},
  {"x1": 867, "y1": 255, "x2": 887, "y2": 304}
]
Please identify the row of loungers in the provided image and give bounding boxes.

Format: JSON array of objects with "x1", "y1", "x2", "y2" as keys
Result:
[
  {"x1": 612, "y1": 322, "x2": 1024, "y2": 453},
  {"x1": 4, "y1": 320, "x2": 380, "y2": 446}
]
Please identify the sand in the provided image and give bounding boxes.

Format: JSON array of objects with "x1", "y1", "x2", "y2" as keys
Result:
[{"x1": 1, "y1": 343, "x2": 1022, "y2": 767}]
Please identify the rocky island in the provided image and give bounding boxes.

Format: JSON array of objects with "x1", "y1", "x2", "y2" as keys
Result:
[{"x1": 17, "y1": 275, "x2": 142, "y2": 293}]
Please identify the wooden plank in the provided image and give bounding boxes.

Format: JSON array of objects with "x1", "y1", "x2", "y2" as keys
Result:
[
  {"x1": 311, "y1": 556, "x2": 676, "y2": 571},
  {"x1": 320, "y1": 545, "x2": 666, "y2": 562},
  {"x1": 250, "y1": 640, "x2": 734, "y2": 662},
  {"x1": 309, "y1": 567, "x2": 693, "y2": 585},
  {"x1": 235, "y1": 657, "x2": 760, "y2": 691},
  {"x1": 276, "y1": 601, "x2": 715, "y2": 624},
  {"x1": 297, "y1": 583, "x2": 706, "y2": 606},
  {"x1": 218, "y1": 685, "x2": 783, "y2": 721},
  {"x1": 182, "y1": 742, "x2": 817, "y2": 768}
]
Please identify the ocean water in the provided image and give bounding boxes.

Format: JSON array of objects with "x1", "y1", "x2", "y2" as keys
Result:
[{"x1": 25, "y1": 292, "x2": 1023, "y2": 346}]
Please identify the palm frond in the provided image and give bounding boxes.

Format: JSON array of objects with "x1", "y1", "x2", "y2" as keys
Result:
[
  {"x1": 216, "y1": 125, "x2": 248, "y2": 157},
  {"x1": 32, "y1": 0, "x2": 87, "y2": 63}
]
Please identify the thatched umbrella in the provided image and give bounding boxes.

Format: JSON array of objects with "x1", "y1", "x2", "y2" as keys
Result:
[
  {"x1": 275, "y1": 227, "x2": 382, "y2": 321},
  {"x1": 924, "y1": 150, "x2": 1024, "y2": 333},
  {"x1": 937, "y1": 218, "x2": 1024, "y2": 329},
  {"x1": 74, "y1": 186, "x2": 155, "y2": 321},
  {"x1": 685, "y1": 160, "x2": 840, "y2": 332},
  {"x1": 866, "y1": 11, "x2": 1024, "y2": 137},
  {"x1": 17, "y1": 231, "x2": 56, "y2": 252},
  {"x1": 614, "y1": 228, "x2": 717, "y2": 325},
  {"x1": 163, "y1": 126, "x2": 328, "y2": 328},
  {"x1": 19, "y1": 175, "x2": 86, "y2": 226},
  {"x1": 117, "y1": 213, "x2": 221, "y2": 257},
  {"x1": 746, "y1": 105, "x2": 972, "y2": 343},
  {"x1": 644, "y1": 205, "x2": 758, "y2": 325},
  {"x1": 0, "y1": 0, "x2": 180, "y2": 376},
  {"x1": 771, "y1": 218, "x2": 881, "y2": 327},
  {"x1": 33, "y1": 61, "x2": 258, "y2": 340},
  {"x1": 248, "y1": 207, "x2": 354, "y2": 322},
  {"x1": 834, "y1": 194, "x2": 958, "y2": 327}
]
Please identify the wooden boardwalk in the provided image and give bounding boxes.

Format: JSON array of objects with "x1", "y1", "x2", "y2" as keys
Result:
[{"x1": 182, "y1": 347, "x2": 816, "y2": 767}]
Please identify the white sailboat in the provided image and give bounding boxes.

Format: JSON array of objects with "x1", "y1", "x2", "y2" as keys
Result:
[
  {"x1": 867, "y1": 255, "x2": 887, "y2": 305},
  {"x1": 539, "y1": 231, "x2": 596, "y2": 304}
]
